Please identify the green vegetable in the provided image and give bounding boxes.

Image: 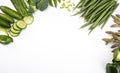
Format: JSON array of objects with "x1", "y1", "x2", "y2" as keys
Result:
[
  {"x1": 10, "y1": 26, "x2": 21, "y2": 34},
  {"x1": 0, "y1": 13, "x2": 14, "y2": 23},
  {"x1": 10, "y1": 0, "x2": 30, "y2": 17},
  {"x1": 27, "y1": 0, "x2": 37, "y2": 13},
  {"x1": 74, "y1": 0, "x2": 119, "y2": 33},
  {"x1": 12, "y1": 23, "x2": 21, "y2": 31},
  {"x1": 48, "y1": 0, "x2": 61, "y2": 7},
  {"x1": 53, "y1": 0, "x2": 57, "y2": 7},
  {"x1": 0, "y1": 26, "x2": 8, "y2": 35},
  {"x1": 27, "y1": 0, "x2": 62, "y2": 12},
  {"x1": 103, "y1": 13, "x2": 120, "y2": 73},
  {"x1": 28, "y1": 5, "x2": 37, "y2": 13},
  {"x1": 106, "y1": 63, "x2": 120, "y2": 73},
  {"x1": 48, "y1": 0, "x2": 53, "y2": 6},
  {"x1": 9, "y1": 22, "x2": 22, "y2": 37},
  {"x1": 16, "y1": 20, "x2": 27, "y2": 29},
  {"x1": 36, "y1": 0, "x2": 49, "y2": 11},
  {"x1": 113, "y1": 47, "x2": 120, "y2": 62},
  {"x1": 0, "y1": 35, "x2": 13, "y2": 44},
  {"x1": 9, "y1": 31, "x2": 20, "y2": 37},
  {"x1": 0, "y1": 18, "x2": 11, "y2": 28},
  {"x1": 0, "y1": 6, "x2": 22, "y2": 19},
  {"x1": 23, "y1": 16, "x2": 34, "y2": 25}
]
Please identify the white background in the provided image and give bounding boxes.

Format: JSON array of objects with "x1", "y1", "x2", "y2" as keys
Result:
[{"x1": 0, "y1": 0, "x2": 120, "y2": 73}]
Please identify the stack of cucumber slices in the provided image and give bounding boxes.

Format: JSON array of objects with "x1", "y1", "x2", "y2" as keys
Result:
[{"x1": 9, "y1": 16, "x2": 34, "y2": 37}]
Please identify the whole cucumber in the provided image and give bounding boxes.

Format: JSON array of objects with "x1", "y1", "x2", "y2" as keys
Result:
[
  {"x1": 0, "y1": 6, "x2": 22, "y2": 19},
  {"x1": 0, "y1": 13, "x2": 14, "y2": 23},
  {"x1": 0, "y1": 19, "x2": 11, "y2": 28}
]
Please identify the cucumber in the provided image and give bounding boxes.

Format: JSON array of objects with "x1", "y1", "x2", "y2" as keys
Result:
[
  {"x1": 16, "y1": 20, "x2": 27, "y2": 29},
  {"x1": 10, "y1": 26, "x2": 21, "y2": 34},
  {"x1": 0, "y1": 18, "x2": 11, "y2": 28},
  {"x1": 23, "y1": 16, "x2": 34, "y2": 25},
  {"x1": 0, "y1": 6, "x2": 22, "y2": 19},
  {"x1": 0, "y1": 26, "x2": 8, "y2": 35},
  {"x1": 13, "y1": 23, "x2": 22, "y2": 31},
  {"x1": 0, "y1": 13, "x2": 14, "y2": 23},
  {"x1": 9, "y1": 31, "x2": 20, "y2": 37},
  {"x1": 0, "y1": 35, "x2": 13, "y2": 44}
]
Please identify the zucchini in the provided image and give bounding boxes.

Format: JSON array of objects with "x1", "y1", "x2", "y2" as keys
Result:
[
  {"x1": 0, "y1": 18, "x2": 11, "y2": 28},
  {"x1": 0, "y1": 13, "x2": 14, "y2": 23},
  {"x1": 16, "y1": 20, "x2": 27, "y2": 29},
  {"x1": 10, "y1": 26, "x2": 21, "y2": 34},
  {"x1": 23, "y1": 16, "x2": 34, "y2": 25},
  {"x1": 0, "y1": 6, "x2": 22, "y2": 19},
  {"x1": 9, "y1": 31, "x2": 20, "y2": 37},
  {"x1": 13, "y1": 23, "x2": 21, "y2": 31}
]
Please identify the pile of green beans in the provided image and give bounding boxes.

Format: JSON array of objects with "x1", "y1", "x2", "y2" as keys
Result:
[{"x1": 74, "y1": 0, "x2": 119, "y2": 33}]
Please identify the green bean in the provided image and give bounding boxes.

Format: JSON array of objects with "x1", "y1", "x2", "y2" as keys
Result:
[
  {"x1": 86, "y1": 1, "x2": 112, "y2": 22},
  {"x1": 84, "y1": 0, "x2": 105, "y2": 17},
  {"x1": 84, "y1": 0, "x2": 100, "y2": 18},
  {"x1": 89, "y1": 1, "x2": 115, "y2": 30},
  {"x1": 101, "y1": 3, "x2": 119, "y2": 28},
  {"x1": 74, "y1": 0, "x2": 119, "y2": 33},
  {"x1": 81, "y1": 1, "x2": 111, "y2": 28}
]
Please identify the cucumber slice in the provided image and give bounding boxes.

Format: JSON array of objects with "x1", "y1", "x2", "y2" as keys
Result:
[
  {"x1": 16, "y1": 20, "x2": 27, "y2": 29},
  {"x1": 23, "y1": 15, "x2": 34, "y2": 25},
  {"x1": 9, "y1": 31, "x2": 20, "y2": 37},
  {"x1": 13, "y1": 23, "x2": 21, "y2": 31},
  {"x1": 10, "y1": 26, "x2": 21, "y2": 34}
]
